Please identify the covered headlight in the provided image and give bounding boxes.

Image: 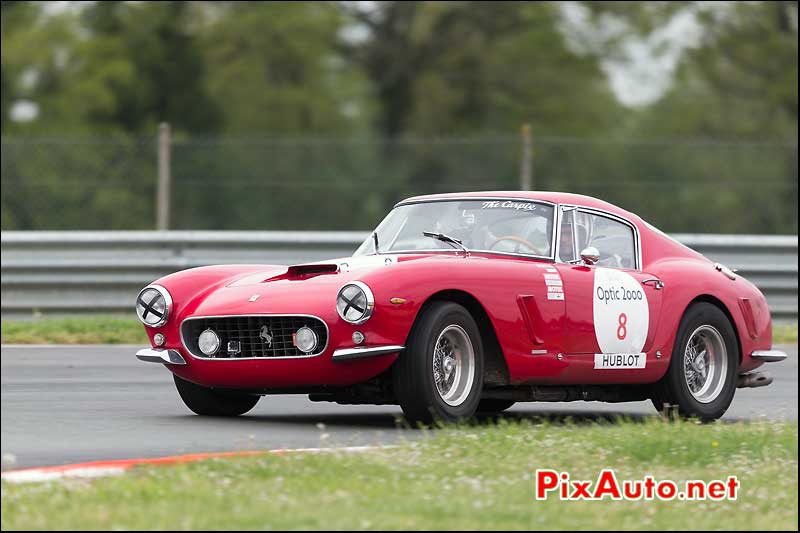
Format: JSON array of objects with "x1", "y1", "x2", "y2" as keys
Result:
[
  {"x1": 198, "y1": 329, "x2": 220, "y2": 356},
  {"x1": 294, "y1": 326, "x2": 318, "y2": 354},
  {"x1": 336, "y1": 281, "x2": 374, "y2": 324},
  {"x1": 135, "y1": 285, "x2": 172, "y2": 327}
]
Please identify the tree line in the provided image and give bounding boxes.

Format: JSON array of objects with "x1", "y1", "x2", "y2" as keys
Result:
[{"x1": 1, "y1": 1, "x2": 797, "y2": 233}]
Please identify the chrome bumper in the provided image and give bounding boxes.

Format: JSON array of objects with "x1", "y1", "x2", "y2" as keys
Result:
[
  {"x1": 751, "y1": 350, "x2": 788, "y2": 363},
  {"x1": 332, "y1": 345, "x2": 404, "y2": 362},
  {"x1": 136, "y1": 348, "x2": 187, "y2": 365}
]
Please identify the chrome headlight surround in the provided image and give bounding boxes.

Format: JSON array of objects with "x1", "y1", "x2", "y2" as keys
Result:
[
  {"x1": 135, "y1": 284, "x2": 172, "y2": 328},
  {"x1": 198, "y1": 328, "x2": 221, "y2": 356},
  {"x1": 336, "y1": 281, "x2": 374, "y2": 325},
  {"x1": 294, "y1": 326, "x2": 319, "y2": 354}
]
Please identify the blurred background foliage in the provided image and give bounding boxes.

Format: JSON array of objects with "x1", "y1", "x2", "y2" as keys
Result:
[{"x1": 1, "y1": 1, "x2": 797, "y2": 233}]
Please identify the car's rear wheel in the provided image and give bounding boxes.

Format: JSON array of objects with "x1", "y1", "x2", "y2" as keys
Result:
[
  {"x1": 651, "y1": 302, "x2": 738, "y2": 421},
  {"x1": 394, "y1": 301, "x2": 484, "y2": 425},
  {"x1": 477, "y1": 399, "x2": 515, "y2": 414},
  {"x1": 173, "y1": 375, "x2": 260, "y2": 416}
]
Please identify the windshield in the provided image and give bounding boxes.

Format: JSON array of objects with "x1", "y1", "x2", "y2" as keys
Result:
[{"x1": 354, "y1": 199, "x2": 555, "y2": 257}]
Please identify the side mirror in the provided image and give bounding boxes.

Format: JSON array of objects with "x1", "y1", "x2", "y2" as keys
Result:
[{"x1": 580, "y1": 246, "x2": 600, "y2": 265}]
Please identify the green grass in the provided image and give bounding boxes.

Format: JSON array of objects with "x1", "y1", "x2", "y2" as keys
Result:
[
  {"x1": 0, "y1": 317, "x2": 147, "y2": 344},
  {"x1": 2, "y1": 419, "x2": 797, "y2": 530},
  {"x1": 773, "y1": 323, "x2": 798, "y2": 344},
  {"x1": 1, "y1": 317, "x2": 796, "y2": 345}
]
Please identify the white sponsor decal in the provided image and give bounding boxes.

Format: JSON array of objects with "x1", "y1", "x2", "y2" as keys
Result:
[
  {"x1": 542, "y1": 269, "x2": 564, "y2": 300},
  {"x1": 593, "y1": 268, "x2": 649, "y2": 355},
  {"x1": 481, "y1": 200, "x2": 537, "y2": 211},
  {"x1": 547, "y1": 284, "x2": 565, "y2": 300},
  {"x1": 594, "y1": 352, "x2": 646, "y2": 369}
]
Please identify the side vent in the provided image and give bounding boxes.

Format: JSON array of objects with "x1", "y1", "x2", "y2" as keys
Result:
[
  {"x1": 738, "y1": 298, "x2": 758, "y2": 340},
  {"x1": 517, "y1": 295, "x2": 545, "y2": 345}
]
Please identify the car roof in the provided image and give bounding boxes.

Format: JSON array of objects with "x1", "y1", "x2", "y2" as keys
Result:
[{"x1": 397, "y1": 191, "x2": 641, "y2": 223}]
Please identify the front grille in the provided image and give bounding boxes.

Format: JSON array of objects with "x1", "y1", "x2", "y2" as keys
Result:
[{"x1": 182, "y1": 315, "x2": 328, "y2": 358}]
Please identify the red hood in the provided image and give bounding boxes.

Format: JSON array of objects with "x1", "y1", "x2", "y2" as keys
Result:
[
  {"x1": 225, "y1": 254, "x2": 432, "y2": 287},
  {"x1": 189, "y1": 254, "x2": 442, "y2": 317},
  {"x1": 177, "y1": 251, "x2": 542, "y2": 319}
]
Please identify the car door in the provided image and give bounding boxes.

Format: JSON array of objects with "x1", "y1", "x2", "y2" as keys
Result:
[{"x1": 555, "y1": 206, "x2": 663, "y2": 376}]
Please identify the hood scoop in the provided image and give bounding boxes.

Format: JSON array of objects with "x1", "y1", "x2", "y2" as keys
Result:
[{"x1": 265, "y1": 263, "x2": 339, "y2": 282}]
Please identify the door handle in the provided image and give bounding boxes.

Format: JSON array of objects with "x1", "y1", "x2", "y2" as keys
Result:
[{"x1": 642, "y1": 278, "x2": 664, "y2": 290}]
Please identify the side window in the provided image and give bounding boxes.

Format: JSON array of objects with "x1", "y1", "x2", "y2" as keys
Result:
[
  {"x1": 558, "y1": 210, "x2": 577, "y2": 262},
  {"x1": 575, "y1": 211, "x2": 637, "y2": 269}
]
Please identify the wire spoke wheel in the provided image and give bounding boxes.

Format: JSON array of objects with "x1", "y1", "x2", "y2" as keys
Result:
[
  {"x1": 683, "y1": 325, "x2": 728, "y2": 404},
  {"x1": 432, "y1": 324, "x2": 475, "y2": 406}
]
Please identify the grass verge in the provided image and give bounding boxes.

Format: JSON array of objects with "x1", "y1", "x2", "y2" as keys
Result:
[
  {"x1": 0, "y1": 317, "x2": 147, "y2": 344},
  {"x1": 2, "y1": 419, "x2": 797, "y2": 530},
  {"x1": 1, "y1": 317, "x2": 797, "y2": 345},
  {"x1": 773, "y1": 322, "x2": 798, "y2": 344}
]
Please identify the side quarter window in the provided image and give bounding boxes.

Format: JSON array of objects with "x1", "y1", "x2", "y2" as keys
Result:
[
  {"x1": 558, "y1": 210, "x2": 577, "y2": 263},
  {"x1": 575, "y1": 211, "x2": 637, "y2": 269}
]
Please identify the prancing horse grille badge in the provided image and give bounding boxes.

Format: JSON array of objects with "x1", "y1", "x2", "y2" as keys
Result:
[{"x1": 259, "y1": 325, "x2": 273, "y2": 347}]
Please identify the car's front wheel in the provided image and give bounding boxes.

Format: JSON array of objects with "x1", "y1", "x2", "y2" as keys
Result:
[
  {"x1": 173, "y1": 375, "x2": 260, "y2": 416},
  {"x1": 394, "y1": 301, "x2": 484, "y2": 425},
  {"x1": 651, "y1": 302, "x2": 738, "y2": 421}
]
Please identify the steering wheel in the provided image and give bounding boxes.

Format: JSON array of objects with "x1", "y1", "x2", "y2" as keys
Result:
[{"x1": 488, "y1": 235, "x2": 544, "y2": 255}]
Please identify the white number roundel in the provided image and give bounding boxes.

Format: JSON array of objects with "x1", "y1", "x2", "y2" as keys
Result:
[{"x1": 593, "y1": 268, "x2": 649, "y2": 353}]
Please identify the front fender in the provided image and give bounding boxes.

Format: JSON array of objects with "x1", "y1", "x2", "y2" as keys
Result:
[{"x1": 140, "y1": 265, "x2": 284, "y2": 346}]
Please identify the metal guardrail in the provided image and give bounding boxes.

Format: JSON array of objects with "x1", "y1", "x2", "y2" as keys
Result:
[{"x1": 1, "y1": 231, "x2": 797, "y2": 320}]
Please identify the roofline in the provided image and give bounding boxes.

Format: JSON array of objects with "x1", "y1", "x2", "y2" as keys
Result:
[{"x1": 395, "y1": 191, "x2": 642, "y2": 224}]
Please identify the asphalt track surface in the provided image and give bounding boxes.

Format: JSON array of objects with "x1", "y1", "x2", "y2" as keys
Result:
[{"x1": 2, "y1": 344, "x2": 797, "y2": 470}]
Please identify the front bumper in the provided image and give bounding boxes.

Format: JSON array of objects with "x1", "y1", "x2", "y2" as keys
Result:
[
  {"x1": 751, "y1": 349, "x2": 788, "y2": 363},
  {"x1": 134, "y1": 343, "x2": 404, "y2": 389},
  {"x1": 136, "y1": 348, "x2": 186, "y2": 365},
  {"x1": 331, "y1": 345, "x2": 405, "y2": 362},
  {"x1": 136, "y1": 345, "x2": 404, "y2": 365}
]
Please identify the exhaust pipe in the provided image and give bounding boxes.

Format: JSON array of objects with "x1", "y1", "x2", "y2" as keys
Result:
[{"x1": 737, "y1": 371, "x2": 773, "y2": 389}]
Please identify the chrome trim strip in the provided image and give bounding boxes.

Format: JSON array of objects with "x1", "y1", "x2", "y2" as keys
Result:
[
  {"x1": 332, "y1": 345, "x2": 405, "y2": 362},
  {"x1": 714, "y1": 262, "x2": 737, "y2": 280},
  {"x1": 751, "y1": 349, "x2": 788, "y2": 362},
  {"x1": 180, "y1": 314, "x2": 330, "y2": 360},
  {"x1": 136, "y1": 348, "x2": 186, "y2": 365}
]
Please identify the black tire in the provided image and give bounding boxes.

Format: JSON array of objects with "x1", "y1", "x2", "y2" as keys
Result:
[
  {"x1": 394, "y1": 301, "x2": 484, "y2": 425},
  {"x1": 174, "y1": 375, "x2": 260, "y2": 417},
  {"x1": 651, "y1": 302, "x2": 739, "y2": 421},
  {"x1": 477, "y1": 399, "x2": 515, "y2": 414}
]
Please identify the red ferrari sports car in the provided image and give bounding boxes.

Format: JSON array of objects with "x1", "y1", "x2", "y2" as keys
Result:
[{"x1": 136, "y1": 192, "x2": 786, "y2": 423}]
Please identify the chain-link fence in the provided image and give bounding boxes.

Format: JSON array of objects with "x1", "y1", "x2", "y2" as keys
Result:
[{"x1": 1, "y1": 135, "x2": 797, "y2": 233}]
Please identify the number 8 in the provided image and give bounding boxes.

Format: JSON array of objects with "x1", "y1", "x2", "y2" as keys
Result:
[{"x1": 617, "y1": 313, "x2": 627, "y2": 340}]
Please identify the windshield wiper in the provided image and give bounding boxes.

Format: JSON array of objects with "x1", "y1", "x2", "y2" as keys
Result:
[{"x1": 422, "y1": 231, "x2": 469, "y2": 256}]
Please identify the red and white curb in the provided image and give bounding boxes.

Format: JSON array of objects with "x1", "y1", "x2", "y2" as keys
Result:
[{"x1": 1, "y1": 446, "x2": 382, "y2": 484}]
